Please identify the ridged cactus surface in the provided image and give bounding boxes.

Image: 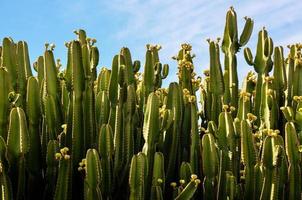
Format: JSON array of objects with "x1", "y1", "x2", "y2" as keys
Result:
[{"x1": 0, "y1": 7, "x2": 302, "y2": 200}]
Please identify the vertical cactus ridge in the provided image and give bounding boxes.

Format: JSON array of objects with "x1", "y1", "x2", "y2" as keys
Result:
[
  {"x1": 164, "y1": 82, "x2": 182, "y2": 184},
  {"x1": 129, "y1": 153, "x2": 148, "y2": 200},
  {"x1": 43, "y1": 140, "x2": 59, "y2": 199},
  {"x1": 81, "y1": 149, "x2": 102, "y2": 200},
  {"x1": 222, "y1": 7, "x2": 253, "y2": 111},
  {"x1": 54, "y1": 147, "x2": 72, "y2": 200},
  {"x1": 69, "y1": 40, "x2": 85, "y2": 168},
  {"x1": 241, "y1": 119, "x2": 257, "y2": 199},
  {"x1": 202, "y1": 133, "x2": 218, "y2": 177},
  {"x1": 209, "y1": 40, "x2": 224, "y2": 96},
  {"x1": 0, "y1": 66, "x2": 12, "y2": 139},
  {"x1": 152, "y1": 152, "x2": 165, "y2": 193},
  {"x1": 98, "y1": 124, "x2": 114, "y2": 197},
  {"x1": 142, "y1": 93, "x2": 159, "y2": 156},
  {"x1": 7, "y1": 107, "x2": 30, "y2": 160},
  {"x1": 1, "y1": 7, "x2": 302, "y2": 200},
  {"x1": 0, "y1": 161, "x2": 13, "y2": 200},
  {"x1": 190, "y1": 101, "x2": 200, "y2": 175},
  {"x1": 143, "y1": 49, "x2": 155, "y2": 102},
  {"x1": 108, "y1": 55, "x2": 120, "y2": 106},
  {"x1": 1, "y1": 38, "x2": 18, "y2": 92},
  {"x1": 0, "y1": 136, "x2": 12, "y2": 200},
  {"x1": 120, "y1": 47, "x2": 135, "y2": 85}
]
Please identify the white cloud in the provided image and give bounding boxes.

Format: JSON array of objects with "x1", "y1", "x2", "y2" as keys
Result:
[{"x1": 54, "y1": 0, "x2": 302, "y2": 85}]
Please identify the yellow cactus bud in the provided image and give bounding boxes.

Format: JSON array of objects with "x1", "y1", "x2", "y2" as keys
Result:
[
  {"x1": 194, "y1": 179, "x2": 201, "y2": 185},
  {"x1": 60, "y1": 148, "x2": 65, "y2": 155},
  {"x1": 191, "y1": 174, "x2": 197, "y2": 180},
  {"x1": 170, "y1": 182, "x2": 177, "y2": 188},
  {"x1": 222, "y1": 105, "x2": 229, "y2": 111},
  {"x1": 55, "y1": 153, "x2": 62, "y2": 160},
  {"x1": 64, "y1": 155, "x2": 70, "y2": 160}
]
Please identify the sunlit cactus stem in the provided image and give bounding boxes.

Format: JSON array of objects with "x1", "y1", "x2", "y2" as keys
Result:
[
  {"x1": 129, "y1": 153, "x2": 148, "y2": 200},
  {"x1": 7, "y1": 106, "x2": 30, "y2": 199},
  {"x1": 54, "y1": 147, "x2": 72, "y2": 200},
  {"x1": 244, "y1": 27, "x2": 273, "y2": 121},
  {"x1": 80, "y1": 149, "x2": 102, "y2": 200},
  {"x1": 222, "y1": 7, "x2": 253, "y2": 113},
  {"x1": 0, "y1": 66, "x2": 12, "y2": 139},
  {"x1": 208, "y1": 39, "x2": 224, "y2": 124}
]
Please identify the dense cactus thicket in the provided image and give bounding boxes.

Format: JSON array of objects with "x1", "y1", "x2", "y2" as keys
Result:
[{"x1": 1, "y1": 7, "x2": 302, "y2": 200}]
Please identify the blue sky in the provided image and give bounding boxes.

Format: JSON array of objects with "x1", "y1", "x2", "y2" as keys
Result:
[{"x1": 1, "y1": 0, "x2": 302, "y2": 85}]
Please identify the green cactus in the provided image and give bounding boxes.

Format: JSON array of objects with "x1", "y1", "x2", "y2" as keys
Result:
[
  {"x1": 164, "y1": 83, "x2": 182, "y2": 185},
  {"x1": 80, "y1": 149, "x2": 102, "y2": 200},
  {"x1": 244, "y1": 28, "x2": 274, "y2": 121},
  {"x1": 1, "y1": 38, "x2": 18, "y2": 92},
  {"x1": 43, "y1": 140, "x2": 59, "y2": 200},
  {"x1": 98, "y1": 124, "x2": 114, "y2": 198},
  {"x1": 151, "y1": 152, "x2": 165, "y2": 199},
  {"x1": 7, "y1": 106, "x2": 30, "y2": 199},
  {"x1": 0, "y1": 66, "x2": 12, "y2": 139},
  {"x1": 66, "y1": 41, "x2": 86, "y2": 168},
  {"x1": 285, "y1": 122, "x2": 301, "y2": 199},
  {"x1": 0, "y1": 7, "x2": 302, "y2": 200},
  {"x1": 174, "y1": 174, "x2": 200, "y2": 200},
  {"x1": 208, "y1": 39, "x2": 224, "y2": 124},
  {"x1": 240, "y1": 120, "x2": 256, "y2": 199},
  {"x1": 54, "y1": 147, "x2": 72, "y2": 200},
  {"x1": 129, "y1": 153, "x2": 148, "y2": 200},
  {"x1": 202, "y1": 133, "x2": 218, "y2": 200},
  {"x1": 0, "y1": 136, "x2": 13, "y2": 200},
  {"x1": 26, "y1": 76, "x2": 44, "y2": 199},
  {"x1": 259, "y1": 133, "x2": 283, "y2": 200},
  {"x1": 42, "y1": 44, "x2": 63, "y2": 141},
  {"x1": 222, "y1": 7, "x2": 253, "y2": 111}
]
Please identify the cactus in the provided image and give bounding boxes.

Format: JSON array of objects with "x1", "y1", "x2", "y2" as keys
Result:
[
  {"x1": 174, "y1": 174, "x2": 200, "y2": 200},
  {"x1": 202, "y1": 133, "x2": 218, "y2": 200},
  {"x1": 240, "y1": 120, "x2": 257, "y2": 199},
  {"x1": 0, "y1": 136, "x2": 13, "y2": 200},
  {"x1": 43, "y1": 140, "x2": 59, "y2": 199},
  {"x1": 1, "y1": 6, "x2": 302, "y2": 200},
  {"x1": 259, "y1": 133, "x2": 283, "y2": 200},
  {"x1": 26, "y1": 76, "x2": 44, "y2": 199},
  {"x1": 208, "y1": 39, "x2": 224, "y2": 124},
  {"x1": 163, "y1": 83, "x2": 182, "y2": 186},
  {"x1": 54, "y1": 147, "x2": 72, "y2": 200},
  {"x1": 222, "y1": 7, "x2": 253, "y2": 111},
  {"x1": 285, "y1": 122, "x2": 301, "y2": 199},
  {"x1": 7, "y1": 106, "x2": 30, "y2": 199},
  {"x1": 150, "y1": 152, "x2": 165, "y2": 199},
  {"x1": 0, "y1": 66, "x2": 12, "y2": 139},
  {"x1": 244, "y1": 28, "x2": 274, "y2": 122},
  {"x1": 129, "y1": 153, "x2": 148, "y2": 200},
  {"x1": 97, "y1": 124, "x2": 114, "y2": 198},
  {"x1": 80, "y1": 149, "x2": 102, "y2": 200}
]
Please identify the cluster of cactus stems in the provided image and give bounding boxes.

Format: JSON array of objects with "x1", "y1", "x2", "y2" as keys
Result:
[{"x1": 1, "y1": 7, "x2": 302, "y2": 200}]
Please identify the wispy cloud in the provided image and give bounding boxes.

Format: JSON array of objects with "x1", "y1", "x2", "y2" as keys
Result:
[
  {"x1": 2, "y1": 0, "x2": 301, "y2": 83},
  {"x1": 98, "y1": 0, "x2": 302, "y2": 84}
]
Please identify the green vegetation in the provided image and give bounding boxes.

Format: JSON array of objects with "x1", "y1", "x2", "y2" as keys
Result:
[{"x1": 0, "y1": 7, "x2": 301, "y2": 200}]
